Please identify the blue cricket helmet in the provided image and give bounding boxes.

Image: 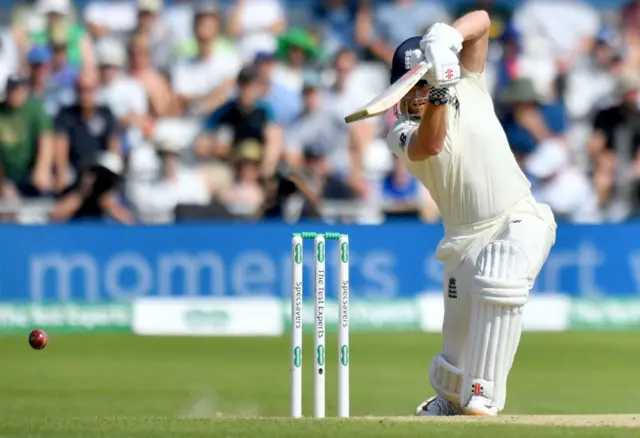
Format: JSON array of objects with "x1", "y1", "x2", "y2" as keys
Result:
[{"x1": 390, "y1": 36, "x2": 422, "y2": 85}]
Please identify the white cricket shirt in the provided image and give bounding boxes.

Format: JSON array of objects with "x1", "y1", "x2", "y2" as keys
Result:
[{"x1": 386, "y1": 67, "x2": 532, "y2": 228}]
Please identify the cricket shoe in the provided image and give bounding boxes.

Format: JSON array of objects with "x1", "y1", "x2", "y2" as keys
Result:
[
  {"x1": 415, "y1": 396, "x2": 461, "y2": 416},
  {"x1": 462, "y1": 395, "x2": 499, "y2": 416}
]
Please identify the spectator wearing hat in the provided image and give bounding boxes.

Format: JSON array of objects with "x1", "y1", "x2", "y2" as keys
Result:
[
  {"x1": 195, "y1": 65, "x2": 282, "y2": 193},
  {"x1": 0, "y1": 74, "x2": 54, "y2": 196},
  {"x1": 28, "y1": 0, "x2": 94, "y2": 70},
  {"x1": 127, "y1": 135, "x2": 210, "y2": 223},
  {"x1": 171, "y1": 2, "x2": 240, "y2": 116},
  {"x1": 217, "y1": 139, "x2": 266, "y2": 217},
  {"x1": 128, "y1": 33, "x2": 178, "y2": 118},
  {"x1": 95, "y1": 38, "x2": 150, "y2": 153},
  {"x1": 27, "y1": 45, "x2": 73, "y2": 117},
  {"x1": 254, "y1": 51, "x2": 302, "y2": 128},
  {"x1": 49, "y1": 150, "x2": 134, "y2": 223},
  {"x1": 497, "y1": 77, "x2": 567, "y2": 167},
  {"x1": 299, "y1": 141, "x2": 354, "y2": 202},
  {"x1": 227, "y1": 0, "x2": 286, "y2": 64},
  {"x1": 27, "y1": 46, "x2": 52, "y2": 98},
  {"x1": 54, "y1": 71, "x2": 121, "y2": 191},
  {"x1": 84, "y1": 0, "x2": 138, "y2": 41},
  {"x1": 131, "y1": 0, "x2": 175, "y2": 75},
  {"x1": 272, "y1": 28, "x2": 321, "y2": 94}
]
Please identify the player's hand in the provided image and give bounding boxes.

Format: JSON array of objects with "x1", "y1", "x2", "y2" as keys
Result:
[
  {"x1": 423, "y1": 42, "x2": 460, "y2": 88},
  {"x1": 421, "y1": 23, "x2": 463, "y2": 54}
]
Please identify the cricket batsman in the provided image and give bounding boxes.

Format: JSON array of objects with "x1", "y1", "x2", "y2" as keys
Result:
[{"x1": 382, "y1": 11, "x2": 557, "y2": 416}]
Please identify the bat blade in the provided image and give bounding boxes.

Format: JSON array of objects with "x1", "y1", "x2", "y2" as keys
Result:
[{"x1": 344, "y1": 62, "x2": 431, "y2": 123}]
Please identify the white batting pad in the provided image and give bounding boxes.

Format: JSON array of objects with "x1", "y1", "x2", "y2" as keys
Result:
[
  {"x1": 460, "y1": 240, "x2": 529, "y2": 411},
  {"x1": 429, "y1": 354, "x2": 463, "y2": 406}
]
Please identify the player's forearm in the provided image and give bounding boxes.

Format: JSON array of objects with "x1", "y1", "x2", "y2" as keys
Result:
[
  {"x1": 452, "y1": 10, "x2": 490, "y2": 42},
  {"x1": 409, "y1": 105, "x2": 447, "y2": 160}
]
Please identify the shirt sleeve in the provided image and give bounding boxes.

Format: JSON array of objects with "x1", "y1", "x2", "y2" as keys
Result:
[
  {"x1": 385, "y1": 120, "x2": 418, "y2": 161},
  {"x1": 205, "y1": 103, "x2": 230, "y2": 131}
]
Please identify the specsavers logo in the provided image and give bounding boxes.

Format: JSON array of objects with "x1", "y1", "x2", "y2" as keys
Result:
[{"x1": 183, "y1": 309, "x2": 230, "y2": 328}]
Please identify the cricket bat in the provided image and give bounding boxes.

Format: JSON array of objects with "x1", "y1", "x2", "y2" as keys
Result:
[{"x1": 344, "y1": 62, "x2": 431, "y2": 124}]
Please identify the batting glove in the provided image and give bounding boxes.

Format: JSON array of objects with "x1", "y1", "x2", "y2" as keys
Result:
[
  {"x1": 423, "y1": 42, "x2": 460, "y2": 89},
  {"x1": 420, "y1": 23, "x2": 464, "y2": 54}
]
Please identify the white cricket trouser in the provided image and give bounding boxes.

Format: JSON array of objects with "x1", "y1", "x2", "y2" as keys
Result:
[{"x1": 437, "y1": 196, "x2": 556, "y2": 378}]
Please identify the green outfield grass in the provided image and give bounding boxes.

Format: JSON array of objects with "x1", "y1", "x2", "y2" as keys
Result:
[{"x1": 0, "y1": 332, "x2": 638, "y2": 437}]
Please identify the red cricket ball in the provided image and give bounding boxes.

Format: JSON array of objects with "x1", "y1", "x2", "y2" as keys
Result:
[{"x1": 28, "y1": 329, "x2": 48, "y2": 350}]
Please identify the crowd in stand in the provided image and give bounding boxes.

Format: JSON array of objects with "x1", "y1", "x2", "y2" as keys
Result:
[{"x1": 0, "y1": 0, "x2": 639, "y2": 224}]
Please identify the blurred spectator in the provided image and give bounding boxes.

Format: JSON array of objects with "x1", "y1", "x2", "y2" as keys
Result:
[
  {"x1": 566, "y1": 28, "x2": 625, "y2": 119},
  {"x1": 256, "y1": 160, "x2": 322, "y2": 222},
  {"x1": 300, "y1": 142, "x2": 354, "y2": 202},
  {"x1": 512, "y1": 0, "x2": 600, "y2": 73},
  {"x1": 163, "y1": 0, "x2": 194, "y2": 50},
  {"x1": 286, "y1": 75, "x2": 330, "y2": 166},
  {"x1": 27, "y1": 45, "x2": 74, "y2": 116},
  {"x1": 127, "y1": 135, "x2": 210, "y2": 224},
  {"x1": 128, "y1": 33, "x2": 177, "y2": 117},
  {"x1": 622, "y1": 0, "x2": 640, "y2": 36},
  {"x1": 227, "y1": 0, "x2": 286, "y2": 64},
  {"x1": 28, "y1": 0, "x2": 94, "y2": 70},
  {"x1": 356, "y1": 0, "x2": 450, "y2": 65},
  {"x1": 172, "y1": 1, "x2": 236, "y2": 60},
  {"x1": 54, "y1": 71, "x2": 120, "y2": 191},
  {"x1": 171, "y1": 2, "x2": 240, "y2": 116},
  {"x1": 254, "y1": 51, "x2": 302, "y2": 128},
  {"x1": 47, "y1": 21, "x2": 81, "y2": 87},
  {"x1": 498, "y1": 78, "x2": 566, "y2": 164},
  {"x1": 273, "y1": 28, "x2": 321, "y2": 94},
  {"x1": 0, "y1": 74, "x2": 54, "y2": 196},
  {"x1": 11, "y1": 0, "x2": 43, "y2": 36},
  {"x1": 0, "y1": 163, "x2": 21, "y2": 223},
  {"x1": 381, "y1": 155, "x2": 440, "y2": 223},
  {"x1": 84, "y1": 0, "x2": 137, "y2": 41},
  {"x1": 588, "y1": 71, "x2": 640, "y2": 207},
  {"x1": 95, "y1": 38, "x2": 150, "y2": 153},
  {"x1": 132, "y1": 0, "x2": 175, "y2": 75},
  {"x1": 455, "y1": 0, "x2": 512, "y2": 41},
  {"x1": 195, "y1": 65, "x2": 282, "y2": 194},
  {"x1": 217, "y1": 139, "x2": 265, "y2": 217},
  {"x1": 49, "y1": 150, "x2": 134, "y2": 223},
  {"x1": 321, "y1": 49, "x2": 374, "y2": 197},
  {"x1": 27, "y1": 46, "x2": 50, "y2": 98},
  {"x1": 491, "y1": 24, "x2": 521, "y2": 96},
  {"x1": 0, "y1": 27, "x2": 21, "y2": 99},
  {"x1": 565, "y1": 27, "x2": 626, "y2": 167},
  {"x1": 311, "y1": 0, "x2": 358, "y2": 59},
  {"x1": 525, "y1": 138, "x2": 600, "y2": 223}
]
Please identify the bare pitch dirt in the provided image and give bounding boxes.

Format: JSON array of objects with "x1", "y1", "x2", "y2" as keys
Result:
[{"x1": 370, "y1": 414, "x2": 640, "y2": 428}]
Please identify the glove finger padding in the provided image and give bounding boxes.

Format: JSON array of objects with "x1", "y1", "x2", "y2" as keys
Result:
[
  {"x1": 424, "y1": 43, "x2": 460, "y2": 88},
  {"x1": 421, "y1": 23, "x2": 464, "y2": 54}
]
